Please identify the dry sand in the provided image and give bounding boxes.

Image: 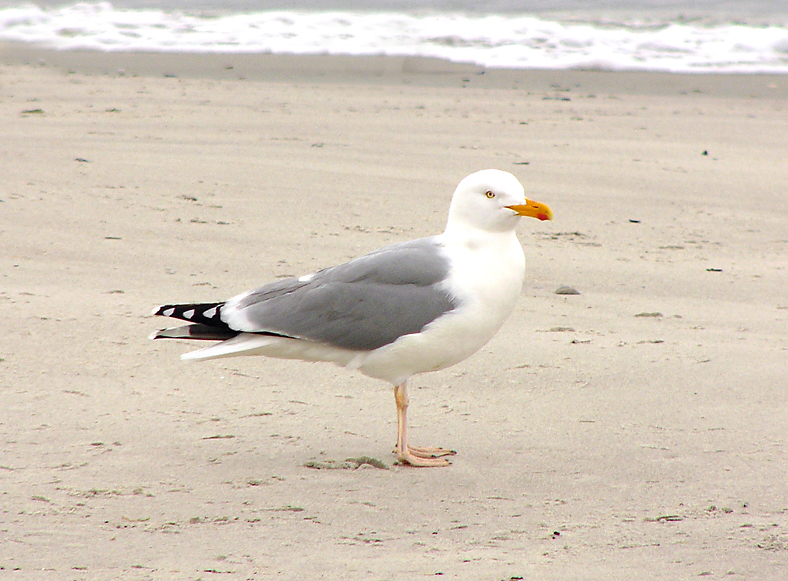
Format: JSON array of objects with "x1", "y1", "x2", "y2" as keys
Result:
[{"x1": 2, "y1": 46, "x2": 787, "y2": 580}]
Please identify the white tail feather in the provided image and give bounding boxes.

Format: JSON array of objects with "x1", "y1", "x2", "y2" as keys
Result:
[
  {"x1": 180, "y1": 332, "x2": 360, "y2": 368},
  {"x1": 181, "y1": 334, "x2": 277, "y2": 361}
]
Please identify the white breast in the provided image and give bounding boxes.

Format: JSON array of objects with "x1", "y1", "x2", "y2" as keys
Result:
[{"x1": 356, "y1": 230, "x2": 525, "y2": 384}]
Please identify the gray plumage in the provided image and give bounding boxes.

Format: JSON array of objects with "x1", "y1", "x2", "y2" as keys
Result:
[{"x1": 221, "y1": 237, "x2": 458, "y2": 351}]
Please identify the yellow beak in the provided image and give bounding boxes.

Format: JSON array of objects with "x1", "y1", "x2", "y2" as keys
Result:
[{"x1": 506, "y1": 199, "x2": 554, "y2": 221}]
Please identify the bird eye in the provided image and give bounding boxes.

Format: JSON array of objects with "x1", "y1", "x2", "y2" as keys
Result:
[{"x1": 485, "y1": 191, "x2": 495, "y2": 199}]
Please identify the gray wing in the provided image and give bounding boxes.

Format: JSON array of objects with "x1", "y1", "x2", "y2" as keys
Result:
[{"x1": 221, "y1": 237, "x2": 458, "y2": 351}]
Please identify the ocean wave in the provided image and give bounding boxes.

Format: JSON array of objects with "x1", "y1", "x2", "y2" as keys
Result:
[{"x1": 2, "y1": 2, "x2": 788, "y2": 73}]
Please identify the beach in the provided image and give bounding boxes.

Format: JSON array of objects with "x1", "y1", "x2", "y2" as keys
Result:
[{"x1": 2, "y1": 46, "x2": 787, "y2": 579}]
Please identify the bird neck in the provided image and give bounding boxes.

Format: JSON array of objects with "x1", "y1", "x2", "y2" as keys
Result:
[{"x1": 442, "y1": 219, "x2": 518, "y2": 251}]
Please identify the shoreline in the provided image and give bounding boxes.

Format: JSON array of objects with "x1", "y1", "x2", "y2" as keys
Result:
[{"x1": 3, "y1": 43, "x2": 788, "y2": 98}]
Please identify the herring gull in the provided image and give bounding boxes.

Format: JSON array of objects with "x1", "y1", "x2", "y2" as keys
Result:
[{"x1": 151, "y1": 169, "x2": 553, "y2": 466}]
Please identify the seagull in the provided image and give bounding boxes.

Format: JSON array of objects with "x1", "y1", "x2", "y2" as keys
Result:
[{"x1": 151, "y1": 169, "x2": 553, "y2": 466}]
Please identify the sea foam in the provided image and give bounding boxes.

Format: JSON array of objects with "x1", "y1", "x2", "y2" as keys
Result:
[{"x1": 2, "y1": 2, "x2": 788, "y2": 73}]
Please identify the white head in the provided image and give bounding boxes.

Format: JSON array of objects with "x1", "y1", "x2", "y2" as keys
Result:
[{"x1": 445, "y1": 169, "x2": 553, "y2": 235}]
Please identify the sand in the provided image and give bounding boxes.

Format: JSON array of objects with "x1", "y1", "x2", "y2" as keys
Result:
[{"x1": 2, "y1": 46, "x2": 787, "y2": 580}]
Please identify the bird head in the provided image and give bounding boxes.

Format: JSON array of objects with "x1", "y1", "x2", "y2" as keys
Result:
[{"x1": 446, "y1": 169, "x2": 553, "y2": 234}]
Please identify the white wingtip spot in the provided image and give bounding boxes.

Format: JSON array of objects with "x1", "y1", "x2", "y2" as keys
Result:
[
  {"x1": 163, "y1": 307, "x2": 175, "y2": 317},
  {"x1": 183, "y1": 309, "x2": 195, "y2": 319},
  {"x1": 203, "y1": 307, "x2": 217, "y2": 318}
]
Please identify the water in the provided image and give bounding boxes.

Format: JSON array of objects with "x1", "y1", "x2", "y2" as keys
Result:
[{"x1": 2, "y1": 1, "x2": 787, "y2": 73}]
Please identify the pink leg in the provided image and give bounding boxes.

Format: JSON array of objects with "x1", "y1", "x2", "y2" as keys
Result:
[{"x1": 393, "y1": 381, "x2": 456, "y2": 467}]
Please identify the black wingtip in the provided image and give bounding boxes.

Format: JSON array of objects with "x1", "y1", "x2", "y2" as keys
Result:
[
  {"x1": 151, "y1": 323, "x2": 238, "y2": 341},
  {"x1": 152, "y1": 302, "x2": 225, "y2": 326}
]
